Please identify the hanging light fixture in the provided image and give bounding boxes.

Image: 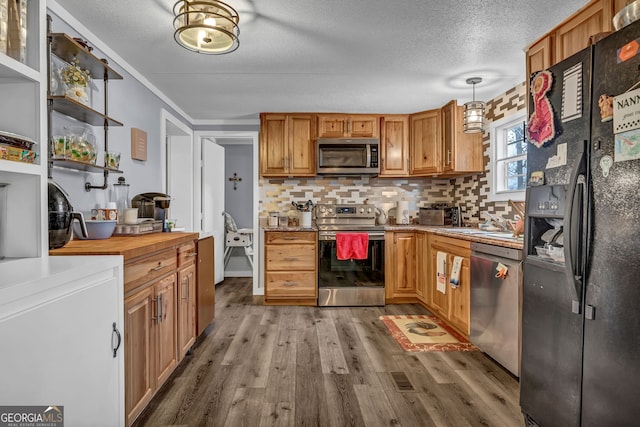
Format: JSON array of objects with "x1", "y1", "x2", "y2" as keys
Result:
[
  {"x1": 463, "y1": 77, "x2": 485, "y2": 133},
  {"x1": 173, "y1": 0, "x2": 240, "y2": 54}
]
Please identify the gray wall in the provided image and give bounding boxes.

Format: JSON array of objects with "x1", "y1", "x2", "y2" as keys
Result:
[{"x1": 48, "y1": 10, "x2": 191, "y2": 215}]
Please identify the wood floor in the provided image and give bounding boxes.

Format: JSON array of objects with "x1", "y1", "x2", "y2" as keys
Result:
[{"x1": 134, "y1": 278, "x2": 524, "y2": 427}]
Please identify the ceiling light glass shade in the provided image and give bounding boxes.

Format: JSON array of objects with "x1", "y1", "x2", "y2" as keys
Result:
[
  {"x1": 463, "y1": 77, "x2": 485, "y2": 133},
  {"x1": 173, "y1": 0, "x2": 240, "y2": 54},
  {"x1": 463, "y1": 101, "x2": 485, "y2": 133}
]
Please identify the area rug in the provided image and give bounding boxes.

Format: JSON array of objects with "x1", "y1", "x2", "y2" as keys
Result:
[{"x1": 379, "y1": 314, "x2": 478, "y2": 352}]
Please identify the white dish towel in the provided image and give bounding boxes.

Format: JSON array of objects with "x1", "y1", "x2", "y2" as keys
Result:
[
  {"x1": 436, "y1": 251, "x2": 447, "y2": 294},
  {"x1": 449, "y1": 256, "x2": 464, "y2": 288}
]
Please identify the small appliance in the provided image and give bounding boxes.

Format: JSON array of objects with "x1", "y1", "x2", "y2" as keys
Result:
[
  {"x1": 48, "y1": 179, "x2": 87, "y2": 249},
  {"x1": 316, "y1": 138, "x2": 380, "y2": 175},
  {"x1": 418, "y1": 204, "x2": 462, "y2": 226}
]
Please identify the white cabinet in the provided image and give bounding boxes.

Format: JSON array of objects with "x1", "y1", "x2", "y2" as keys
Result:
[
  {"x1": 0, "y1": 0, "x2": 47, "y2": 261},
  {"x1": 0, "y1": 255, "x2": 125, "y2": 427}
]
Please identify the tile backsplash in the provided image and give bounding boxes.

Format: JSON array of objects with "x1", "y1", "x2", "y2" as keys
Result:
[{"x1": 259, "y1": 82, "x2": 527, "y2": 224}]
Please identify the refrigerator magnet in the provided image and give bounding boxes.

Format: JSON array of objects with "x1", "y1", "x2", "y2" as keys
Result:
[
  {"x1": 528, "y1": 70, "x2": 557, "y2": 148},
  {"x1": 613, "y1": 87, "x2": 640, "y2": 133},
  {"x1": 600, "y1": 155, "x2": 613, "y2": 177},
  {"x1": 617, "y1": 38, "x2": 640, "y2": 63},
  {"x1": 614, "y1": 129, "x2": 640, "y2": 162}
]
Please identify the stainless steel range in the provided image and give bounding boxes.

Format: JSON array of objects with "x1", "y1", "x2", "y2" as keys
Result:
[{"x1": 316, "y1": 203, "x2": 385, "y2": 306}]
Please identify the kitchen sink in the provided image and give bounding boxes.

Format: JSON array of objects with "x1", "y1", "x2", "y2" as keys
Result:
[{"x1": 440, "y1": 228, "x2": 523, "y2": 241}]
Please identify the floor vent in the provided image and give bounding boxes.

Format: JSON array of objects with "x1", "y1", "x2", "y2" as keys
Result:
[{"x1": 391, "y1": 371, "x2": 415, "y2": 391}]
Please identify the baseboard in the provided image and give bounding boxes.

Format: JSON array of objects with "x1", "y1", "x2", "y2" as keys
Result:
[{"x1": 224, "y1": 270, "x2": 252, "y2": 278}]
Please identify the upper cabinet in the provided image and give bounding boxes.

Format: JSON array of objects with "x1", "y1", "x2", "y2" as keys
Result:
[
  {"x1": 0, "y1": 0, "x2": 47, "y2": 261},
  {"x1": 260, "y1": 113, "x2": 316, "y2": 177},
  {"x1": 409, "y1": 108, "x2": 441, "y2": 175},
  {"x1": 440, "y1": 100, "x2": 483, "y2": 176},
  {"x1": 379, "y1": 115, "x2": 409, "y2": 177},
  {"x1": 317, "y1": 114, "x2": 379, "y2": 139},
  {"x1": 526, "y1": 0, "x2": 617, "y2": 77}
]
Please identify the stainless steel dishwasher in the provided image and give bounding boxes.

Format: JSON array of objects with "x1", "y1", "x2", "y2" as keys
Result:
[{"x1": 470, "y1": 242, "x2": 523, "y2": 377}]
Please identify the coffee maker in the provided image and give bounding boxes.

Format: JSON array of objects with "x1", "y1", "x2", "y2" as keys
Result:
[{"x1": 131, "y1": 192, "x2": 172, "y2": 231}]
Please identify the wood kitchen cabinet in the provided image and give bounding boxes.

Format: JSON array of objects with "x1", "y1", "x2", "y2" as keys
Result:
[
  {"x1": 379, "y1": 115, "x2": 410, "y2": 177},
  {"x1": 264, "y1": 231, "x2": 317, "y2": 305},
  {"x1": 177, "y1": 242, "x2": 197, "y2": 358},
  {"x1": 197, "y1": 236, "x2": 215, "y2": 335},
  {"x1": 427, "y1": 234, "x2": 471, "y2": 337},
  {"x1": 415, "y1": 231, "x2": 429, "y2": 304},
  {"x1": 409, "y1": 109, "x2": 441, "y2": 175},
  {"x1": 260, "y1": 113, "x2": 316, "y2": 177},
  {"x1": 440, "y1": 100, "x2": 483, "y2": 175},
  {"x1": 385, "y1": 231, "x2": 417, "y2": 302},
  {"x1": 526, "y1": 0, "x2": 616, "y2": 77},
  {"x1": 317, "y1": 114, "x2": 380, "y2": 138}
]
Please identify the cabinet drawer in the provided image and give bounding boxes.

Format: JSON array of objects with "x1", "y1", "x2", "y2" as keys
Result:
[
  {"x1": 177, "y1": 241, "x2": 197, "y2": 267},
  {"x1": 125, "y1": 248, "x2": 177, "y2": 292},
  {"x1": 265, "y1": 231, "x2": 316, "y2": 244},
  {"x1": 265, "y1": 272, "x2": 317, "y2": 298},
  {"x1": 266, "y1": 244, "x2": 316, "y2": 270}
]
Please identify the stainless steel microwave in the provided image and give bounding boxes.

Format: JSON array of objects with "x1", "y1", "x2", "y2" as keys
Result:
[{"x1": 316, "y1": 138, "x2": 380, "y2": 175}]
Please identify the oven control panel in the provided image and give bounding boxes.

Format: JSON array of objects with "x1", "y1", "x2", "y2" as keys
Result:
[{"x1": 316, "y1": 204, "x2": 375, "y2": 219}]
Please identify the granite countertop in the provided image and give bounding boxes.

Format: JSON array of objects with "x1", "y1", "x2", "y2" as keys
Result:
[
  {"x1": 262, "y1": 225, "x2": 318, "y2": 232},
  {"x1": 385, "y1": 225, "x2": 524, "y2": 249}
]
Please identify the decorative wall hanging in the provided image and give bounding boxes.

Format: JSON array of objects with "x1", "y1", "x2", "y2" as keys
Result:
[
  {"x1": 131, "y1": 128, "x2": 147, "y2": 161},
  {"x1": 528, "y1": 70, "x2": 556, "y2": 148},
  {"x1": 228, "y1": 172, "x2": 242, "y2": 190}
]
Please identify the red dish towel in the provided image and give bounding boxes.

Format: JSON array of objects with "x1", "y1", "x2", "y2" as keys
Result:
[{"x1": 336, "y1": 233, "x2": 369, "y2": 260}]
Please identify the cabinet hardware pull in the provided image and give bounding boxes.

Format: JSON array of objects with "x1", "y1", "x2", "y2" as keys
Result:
[
  {"x1": 151, "y1": 297, "x2": 158, "y2": 321},
  {"x1": 186, "y1": 276, "x2": 190, "y2": 303},
  {"x1": 447, "y1": 150, "x2": 451, "y2": 165},
  {"x1": 186, "y1": 252, "x2": 198, "y2": 257},
  {"x1": 112, "y1": 322, "x2": 121, "y2": 358},
  {"x1": 158, "y1": 294, "x2": 163, "y2": 324},
  {"x1": 283, "y1": 281, "x2": 298, "y2": 287},
  {"x1": 284, "y1": 257, "x2": 298, "y2": 261},
  {"x1": 150, "y1": 262, "x2": 164, "y2": 272}
]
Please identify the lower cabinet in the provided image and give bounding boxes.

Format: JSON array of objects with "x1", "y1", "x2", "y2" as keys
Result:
[
  {"x1": 264, "y1": 231, "x2": 317, "y2": 305},
  {"x1": 124, "y1": 239, "x2": 198, "y2": 426},
  {"x1": 385, "y1": 231, "x2": 416, "y2": 301},
  {"x1": 427, "y1": 234, "x2": 471, "y2": 337},
  {"x1": 415, "y1": 231, "x2": 429, "y2": 303}
]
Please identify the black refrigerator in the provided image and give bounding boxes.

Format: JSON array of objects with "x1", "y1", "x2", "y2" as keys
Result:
[{"x1": 520, "y1": 20, "x2": 640, "y2": 427}]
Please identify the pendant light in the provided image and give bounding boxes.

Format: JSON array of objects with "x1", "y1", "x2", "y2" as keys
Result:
[
  {"x1": 173, "y1": 0, "x2": 240, "y2": 54},
  {"x1": 464, "y1": 77, "x2": 485, "y2": 134}
]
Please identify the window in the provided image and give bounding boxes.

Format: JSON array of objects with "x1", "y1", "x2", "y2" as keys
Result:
[{"x1": 489, "y1": 113, "x2": 527, "y2": 201}]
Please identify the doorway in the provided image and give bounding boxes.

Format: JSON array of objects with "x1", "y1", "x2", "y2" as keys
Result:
[{"x1": 195, "y1": 131, "x2": 261, "y2": 296}]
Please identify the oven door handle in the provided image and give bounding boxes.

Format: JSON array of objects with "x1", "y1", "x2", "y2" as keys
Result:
[{"x1": 319, "y1": 232, "x2": 386, "y2": 241}]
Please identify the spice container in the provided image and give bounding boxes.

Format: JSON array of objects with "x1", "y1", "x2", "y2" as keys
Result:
[{"x1": 268, "y1": 211, "x2": 278, "y2": 227}]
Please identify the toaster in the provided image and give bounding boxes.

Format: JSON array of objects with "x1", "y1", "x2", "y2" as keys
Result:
[{"x1": 419, "y1": 206, "x2": 462, "y2": 226}]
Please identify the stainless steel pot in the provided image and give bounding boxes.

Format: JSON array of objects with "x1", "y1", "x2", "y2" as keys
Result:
[{"x1": 48, "y1": 179, "x2": 87, "y2": 249}]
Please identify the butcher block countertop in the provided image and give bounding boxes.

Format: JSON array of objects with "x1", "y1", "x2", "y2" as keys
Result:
[{"x1": 49, "y1": 232, "x2": 199, "y2": 261}]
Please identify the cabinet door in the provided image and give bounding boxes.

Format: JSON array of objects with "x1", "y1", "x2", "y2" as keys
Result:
[
  {"x1": 448, "y1": 253, "x2": 470, "y2": 336},
  {"x1": 349, "y1": 115, "x2": 379, "y2": 138},
  {"x1": 178, "y1": 263, "x2": 197, "y2": 357},
  {"x1": 429, "y1": 242, "x2": 449, "y2": 316},
  {"x1": 125, "y1": 286, "x2": 154, "y2": 427},
  {"x1": 410, "y1": 109, "x2": 441, "y2": 175},
  {"x1": 379, "y1": 115, "x2": 410, "y2": 177},
  {"x1": 555, "y1": 0, "x2": 613, "y2": 62},
  {"x1": 288, "y1": 114, "x2": 316, "y2": 175},
  {"x1": 526, "y1": 35, "x2": 552, "y2": 78},
  {"x1": 441, "y1": 101, "x2": 455, "y2": 173},
  {"x1": 197, "y1": 236, "x2": 215, "y2": 335},
  {"x1": 260, "y1": 114, "x2": 287, "y2": 175},
  {"x1": 392, "y1": 232, "x2": 416, "y2": 296},
  {"x1": 155, "y1": 274, "x2": 177, "y2": 387},
  {"x1": 317, "y1": 115, "x2": 347, "y2": 138},
  {"x1": 415, "y1": 232, "x2": 429, "y2": 303}
]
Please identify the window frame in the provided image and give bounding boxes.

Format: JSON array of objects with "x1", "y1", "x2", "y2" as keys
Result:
[{"x1": 488, "y1": 113, "x2": 527, "y2": 202}]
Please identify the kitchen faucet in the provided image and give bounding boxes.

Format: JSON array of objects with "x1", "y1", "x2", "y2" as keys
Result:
[{"x1": 483, "y1": 212, "x2": 511, "y2": 231}]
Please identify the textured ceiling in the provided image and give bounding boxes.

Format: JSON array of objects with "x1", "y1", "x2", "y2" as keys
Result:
[{"x1": 52, "y1": 0, "x2": 589, "y2": 122}]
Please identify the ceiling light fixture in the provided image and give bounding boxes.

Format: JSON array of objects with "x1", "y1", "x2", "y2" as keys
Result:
[
  {"x1": 173, "y1": 0, "x2": 240, "y2": 54},
  {"x1": 463, "y1": 77, "x2": 485, "y2": 134}
]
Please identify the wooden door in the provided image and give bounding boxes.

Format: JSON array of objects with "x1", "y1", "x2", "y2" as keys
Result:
[
  {"x1": 429, "y1": 242, "x2": 449, "y2": 317},
  {"x1": 392, "y1": 232, "x2": 416, "y2": 296},
  {"x1": 348, "y1": 115, "x2": 379, "y2": 138},
  {"x1": 415, "y1": 231, "x2": 429, "y2": 303},
  {"x1": 260, "y1": 114, "x2": 287, "y2": 175},
  {"x1": 178, "y1": 263, "x2": 197, "y2": 357},
  {"x1": 555, "y1": 0, "x2": 613, "y2": 62},
  {"x1": 447, "y1": 253, "x2": 471, "y2": 336},
  {"x1": 155, "y1": 274, "x2": 177, "y2": 386},
  {"x1": 288, "y1": 114, "x2": 316, "y2": 176},
  {"x1": 317, "y1": 115, "x2": 347, "y2": 138},
  {"x1": 124, "y1": 286, "x2": 154, "y2": 427},
  {"x1": 197, "y1": 236, "x2": 215, "y2": 335},
  {"x1": 379, "y1": 115, "x2": 409, "y2": 177},
  {"x1": 410, "y1": 109, "x2": 441, "y2": 175},
  {"x1": 441, "y1": 101, "x2": 455, "y2": 173}
]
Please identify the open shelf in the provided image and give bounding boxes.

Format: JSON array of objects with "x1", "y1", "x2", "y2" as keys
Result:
[
  {"x1": 49, "y1": 95, "x2": 123, "y2": 126},
  {"x1": 49, "y1": 33, "x2": 122, "y2": 80},
  {"x1": 51, "y1": 158, "x2": 123, "y2": 174}
]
